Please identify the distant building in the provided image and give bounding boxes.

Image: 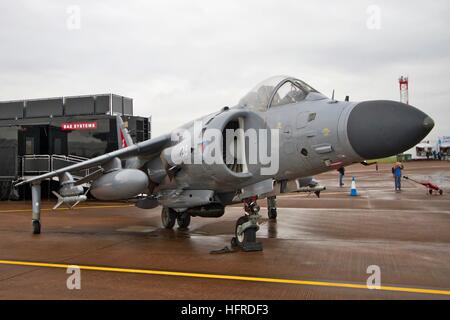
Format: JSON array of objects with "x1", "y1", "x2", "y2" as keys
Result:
[
  {"x1": 437, "y1": 136, "x2": 450, "y2": 158},
  {"x1": 0, "y1": 94, "x2": 151, "y2": 200},
  {"x1": 414, "y1": 141, "x2": 434, "y2": 159},
  {"x1": 406, "y1": 137, "x2": 450, "y2": 160}
]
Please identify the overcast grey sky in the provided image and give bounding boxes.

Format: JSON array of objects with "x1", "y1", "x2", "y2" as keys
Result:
[{"x1": 0, "y1": 0, "x2": 449, "y2": 140}]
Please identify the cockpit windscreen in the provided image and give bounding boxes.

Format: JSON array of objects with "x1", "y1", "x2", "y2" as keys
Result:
[{"x1": 238, "y1": 76, "x2": 320, "y2": 111}]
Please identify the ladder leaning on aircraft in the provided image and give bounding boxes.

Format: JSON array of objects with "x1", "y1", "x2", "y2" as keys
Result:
[{"x1": 14, "y1": 75, "x2": 435, "y2": 252}]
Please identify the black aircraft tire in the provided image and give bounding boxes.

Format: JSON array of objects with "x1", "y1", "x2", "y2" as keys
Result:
[
  {"x1": 234, "y1": 215, "x2": 257, "y2": 246},
  {"x1": 177, "y1": 213, "x2": 191, "y2": 229},
  {"x1": 268, "y1": 208, "x2": 277, "y2": 220},
  {"x1": 161, "y1": 207, "x2": 177, "y2": 229},
  {"x1": 32, "y1": 220, "x2": 41, "y2": 235}
]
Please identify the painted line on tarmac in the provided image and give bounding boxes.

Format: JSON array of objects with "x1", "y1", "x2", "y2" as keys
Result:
[
  {"x1": 256, "y1": 207, "x2": 450, "y2": 215},
  {"x1": 0, "y1": 204, "x2": 134, "y2": 213},
  {"x1": 277, "y1": 192, "x2": 353, "y2": 197},
  {"x1": 0, "y1": 259, "x2": 449, "y2": 297}
]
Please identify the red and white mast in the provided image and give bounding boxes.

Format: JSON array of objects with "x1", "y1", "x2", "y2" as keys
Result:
[{"x1": 399, "y1": 76, "x2": 409, "y2": 105}]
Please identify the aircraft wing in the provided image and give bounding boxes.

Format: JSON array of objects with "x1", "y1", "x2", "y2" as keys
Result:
[{"x1": 14, "y1": 133, "x2": 172, "y2": 187}]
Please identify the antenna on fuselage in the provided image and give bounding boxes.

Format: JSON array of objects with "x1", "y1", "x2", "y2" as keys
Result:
[{"x1": 328, "y1": 89, "x2": 338, "y2": 104}]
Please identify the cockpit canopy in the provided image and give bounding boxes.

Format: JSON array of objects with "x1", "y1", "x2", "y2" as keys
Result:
[{"x1": 238, "y1": 76, "x2": 325, "y2": 111}]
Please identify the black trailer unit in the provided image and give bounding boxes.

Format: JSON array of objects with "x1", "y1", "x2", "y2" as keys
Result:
[{"x1": 0, "y1": 94, "x2": 151, "y2": 200}]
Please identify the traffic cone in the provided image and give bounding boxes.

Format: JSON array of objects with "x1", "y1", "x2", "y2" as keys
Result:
[{"x1": 350, "y1": 176, "x2": 358, "y2": 196}]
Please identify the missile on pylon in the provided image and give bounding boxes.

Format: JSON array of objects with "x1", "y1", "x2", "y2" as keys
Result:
[{"x1": 52, "y1": 191, "x2": 88, "y2": 210}]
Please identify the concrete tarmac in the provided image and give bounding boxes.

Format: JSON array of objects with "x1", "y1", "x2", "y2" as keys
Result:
[{"x1": 0, "y1": 161, "x2": 449, "y2": 299}]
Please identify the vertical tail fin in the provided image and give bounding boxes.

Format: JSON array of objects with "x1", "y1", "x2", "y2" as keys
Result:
[
  {"x1": 116, "y1": 115, "x2": 141, "y2": 169},
  {"x1": 116, "y1": 116, "x2": 134, "y2": 149}
]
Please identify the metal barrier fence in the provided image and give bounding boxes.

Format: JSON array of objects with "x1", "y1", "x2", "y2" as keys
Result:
[{"x1": 18, "y1": 154, "x2": 96, "y2": 179}]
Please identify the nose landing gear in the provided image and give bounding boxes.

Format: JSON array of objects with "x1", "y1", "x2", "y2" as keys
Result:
[{"x1": 231, "y1": 197, "x2": 263, "y2": 252}]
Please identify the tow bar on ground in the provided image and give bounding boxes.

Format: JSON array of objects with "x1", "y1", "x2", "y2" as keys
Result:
[{"x1": 403, "y1": 176, "x2": 444, "y2": 195}]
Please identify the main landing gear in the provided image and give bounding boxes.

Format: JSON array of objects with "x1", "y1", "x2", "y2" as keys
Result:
[
  {"x1": 161, "y1": 207, "x2": 191, "y2": 229},
  {"x1": 231, "y1": 196, "x2": 263, "y2": 252},
  {"x1": 162, "y1": 198, "x2": 264, "y2": 252}
]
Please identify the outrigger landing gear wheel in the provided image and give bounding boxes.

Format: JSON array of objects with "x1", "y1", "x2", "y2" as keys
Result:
[
  {"x1": 32, "y1": 220, "x2": 41, "y2": 235},
  {"x1": 161, "y1": 207, "x2": 177, "y2": 229},
  {"x1": 177, "y1": 212, "x2": 191, "y2": 229}
]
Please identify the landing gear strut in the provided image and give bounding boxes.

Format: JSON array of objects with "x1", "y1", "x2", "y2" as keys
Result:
[
  {"x1": 267, "y1": 195, "x2": 277, "y2": 220},
  {"x1": 31, "y1": 183, "x2": 41, "y2": 235},
  {"x1": 231, "y1": 196, "x2": 263, "y2": 252}
]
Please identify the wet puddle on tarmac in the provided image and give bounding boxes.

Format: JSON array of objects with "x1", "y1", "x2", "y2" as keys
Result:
[{"x1": 117, "y1": 225, "x2": 158, "y2": 233}]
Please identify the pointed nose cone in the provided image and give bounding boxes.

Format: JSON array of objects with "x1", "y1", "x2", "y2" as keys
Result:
[{"x1": 347, "y1": 100, "x2": 434, "y2": 159}]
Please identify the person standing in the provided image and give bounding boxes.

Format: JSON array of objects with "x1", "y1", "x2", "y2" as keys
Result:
[
  {"x1": 393, "y1": 162, "x2": 404, "y2": 191},
  {"x1": 337, "y1": 166, "x2": 345, "y2": 187}
]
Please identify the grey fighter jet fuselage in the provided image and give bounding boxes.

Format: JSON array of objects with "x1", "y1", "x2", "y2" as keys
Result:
[{"x1": 15, "y1": 75, "x2": 434, "y2": 251}]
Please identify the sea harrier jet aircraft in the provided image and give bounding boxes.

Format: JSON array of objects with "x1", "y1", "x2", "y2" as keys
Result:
[{"x1": 15, "y1": 75, "x2": 434, "y2": 251}]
